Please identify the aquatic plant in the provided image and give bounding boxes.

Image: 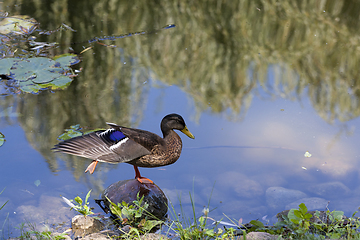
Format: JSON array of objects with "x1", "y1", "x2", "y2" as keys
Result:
[
  {"x1": 0, "y1": 133, "x2": 5, "y2": 147},
  {"x1": 249, "y1": 203, "x2": 360, "y2": 239},
  {"x1": 108, "y1": 192, "x2": 163, "y2": 237},
  {"x1": 0, "y1": 54, "x2": 80, "y2": 94},
  {"x1": 62, "y1": 189, "x2": 94, "y2": 217}
]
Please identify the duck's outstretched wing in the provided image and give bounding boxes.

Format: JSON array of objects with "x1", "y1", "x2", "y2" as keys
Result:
[
  {"x1": 107, "y1": 123, "x2": 166, "y2": 152},
  {"x1": 52, "y1": 128, "x2": 151, "y2": 163}
]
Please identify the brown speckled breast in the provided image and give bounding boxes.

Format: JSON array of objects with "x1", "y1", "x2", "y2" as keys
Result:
[{"x1": 129, "y1": 130, "x2": 182, "y2": 168}]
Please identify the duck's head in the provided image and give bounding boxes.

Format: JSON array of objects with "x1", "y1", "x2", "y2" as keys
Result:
[{"x1": 161, "y1": 114, "x2": 195, "y2": 139}]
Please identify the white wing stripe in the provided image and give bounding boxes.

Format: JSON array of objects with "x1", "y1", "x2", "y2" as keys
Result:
[{"x1": 110, "y1": 137, "x2": 129, "y2": 151}]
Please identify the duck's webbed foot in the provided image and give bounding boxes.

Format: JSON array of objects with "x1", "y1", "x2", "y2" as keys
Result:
[{"x1": 133, "y1": 165, "x2": 153, "y2": 184}]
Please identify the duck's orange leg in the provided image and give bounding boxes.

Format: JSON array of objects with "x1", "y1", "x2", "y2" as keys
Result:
[
  {"x1": 133, "y1": 166, "x2": 153, "y2": 184},
  {"x1": 85, "y1": 160, "x2": 98, "y2": 174}
]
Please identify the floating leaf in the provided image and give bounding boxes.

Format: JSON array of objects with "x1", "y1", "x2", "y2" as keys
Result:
[
  {"x1": 18, "y1": 80, "x2": 39, "y2": 93},
  {"x1": 54, "y1": 53, "x2": 81, "y2": 68},
  {"x1": 58, "y1": 124, "x2": 83, "y2": 140},
  {"x1": 34, "y1": 180, "x2": 41, "y2": 187},
  {"x1": 70, "y1": 124, "x2": 81, "y2": 130},
  {"x1": 46, "y1": 75, "x2": 73, "y2": 88},
  {"x1": 83, "y1": 128, "x2": 104, "y2": 135},
  {"x1": 58, "y1": 130, "x2": 82, "y2": 140},
  {"x1": 57, "y1": 124, "x2": 104, "y2": 140},
  {"x1": 11, "y1": 57, "x2": 58, "y2": 83},
  {"x1": 0, "y1": 58, "x2": 20, "y2": 75},
  {"x1": 18, "y1": 76, "x2": 73, "y2": 94},
  {"x1": 0, "y1": 132, "x2": 5, "y2": 147},
  {"x1": 31, "y1": 71, "x2": 61, "y2": 84},
  {"x1": 0, "y1": 15, "x2": 38, "y2": 35},
  {"x1": 0, "y1": 54, "x2": 80, "y2": 94}
]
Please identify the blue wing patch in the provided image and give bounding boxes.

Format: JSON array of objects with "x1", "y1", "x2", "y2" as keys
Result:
[
  {"x1": 108, "y1": 130, "x2": 126, "y2": 141},
  {"x1": 100, "y1": 129, "x2": 126, "y2": 143}
]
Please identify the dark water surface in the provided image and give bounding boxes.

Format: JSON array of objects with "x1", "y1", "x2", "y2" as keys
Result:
[{"x1": 1, "y1": 0, "x2": 360, "y2": 238}]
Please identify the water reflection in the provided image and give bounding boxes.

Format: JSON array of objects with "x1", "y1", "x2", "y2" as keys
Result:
[{"x1": 1, "y1": 0, "x2": 360, "y2": 237}]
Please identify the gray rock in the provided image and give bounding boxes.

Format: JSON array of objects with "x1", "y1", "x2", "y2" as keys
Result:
[
  {"x1": 81, "y1": 232, "x2": 111, "y2": 240},
  {"x1": 307, "y1": 181, "x2": 350, "y2": 198},
  {"x1": 285, "y1": 197, "x2": 328, "y2": 210},
  {"x1": 265, "y1": 187, "x2": 307, "y2": 209},
  {"x1": 140, "y1": 233, "x2": 170, "y2": 239},
  {"x1": 80, "y1": 229, "x2": 119, "y2": 240},
  {"x1": 71, "y1": 215, "x2": 105, "y2": 237},
  {"x1": 239, "y1": 232, "x2": 282, "y2": 240}
]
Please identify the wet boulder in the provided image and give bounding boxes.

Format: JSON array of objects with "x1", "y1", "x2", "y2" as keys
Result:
[{"x1": 96, "y1": 179, "x2": 168, "y2": 221}]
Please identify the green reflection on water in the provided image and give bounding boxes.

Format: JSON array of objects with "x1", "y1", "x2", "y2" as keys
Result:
[{"x1": 3, "y1": 0, "x2": 359, "y2": 122}]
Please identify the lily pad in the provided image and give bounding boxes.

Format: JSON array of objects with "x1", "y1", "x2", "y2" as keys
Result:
[
  {"x1": 58, "y1": 124, "x2": 83, "y2": 140},
  {"x1": 54, "y1": 53, "x2": 81, "y2": 68},
  {"x1": 11, "y1": 57, "x2": 59, "y2": 83},
  {"x1": 57, "y1": 124, "x2": 104, "y2": 140},
  {"x1": 0, "y1": 132, "x2": 5, "y2": 147},
  {"x1": 0, "y1": 15, "x2": 38, "y2": 35},
  {"x1": 84, "y1": 128, "x2": 104, "y2": 134},
  {"x1": 18, "y1": 76, "x2": 73, "y2": 94},
  {"x1": 44, "y1": 75, "x2": 73, "y2": 88},
  {"x1": 0, "y1": 58, "x2": 19, "y2": 75},
  {"x1": 0, "y1": 53, "x2": 80, "y2": 94}
]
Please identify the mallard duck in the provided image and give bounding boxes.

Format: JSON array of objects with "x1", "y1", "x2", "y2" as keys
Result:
[{"x1": 52, "y1": 113, "x2": 195, "y2": 183}]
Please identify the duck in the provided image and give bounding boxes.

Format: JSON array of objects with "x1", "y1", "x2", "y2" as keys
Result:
[{"x1": 52, "y1": 113, "x2": 195, "y2": 183}]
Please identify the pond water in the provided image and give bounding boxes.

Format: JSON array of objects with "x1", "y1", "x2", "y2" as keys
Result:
[{"x1": 1, "y1": 0, "x2": 360, "y2": 238}]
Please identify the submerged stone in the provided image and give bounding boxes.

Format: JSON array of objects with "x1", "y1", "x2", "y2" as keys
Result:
[
  {"x1": 285, "y1": 197, "x2": 328, "y2": 210},
  {"x1": 97, "y1": 179, "x2": 168, "y2": 220},
  {"x1": 265, "y1": 186, "x2": 307, "y2": 209},
  {"x1": 307, "y1": 181, "x2": 351, "y2": 198}
]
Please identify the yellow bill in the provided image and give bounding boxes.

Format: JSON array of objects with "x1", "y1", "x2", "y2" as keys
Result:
[{"x1": 181, "y1": 126, "x2": 195, "y2": 139}]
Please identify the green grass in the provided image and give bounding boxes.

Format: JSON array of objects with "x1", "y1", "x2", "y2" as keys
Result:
[
  {"x1": 4, "y1": 188, "x2": 360, "y2": 239},
  {"x1": 15, "y1": 221, "x2": 68, "y2": 240},
  {"x1": 164, "y1": 189, "x2": 238, "y2": 240},
  {"x1": 0, "y1": 188, "x2": 9, "y2": 240}
]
